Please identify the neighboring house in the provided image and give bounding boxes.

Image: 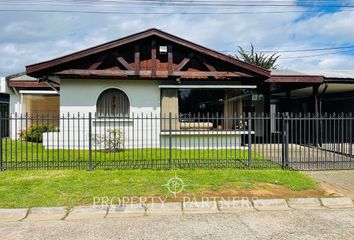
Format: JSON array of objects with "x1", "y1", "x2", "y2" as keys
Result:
[
  {"x1": 6, "y1": 72, "x2": 59, "y2": 117},
  {"x1": 5, "y1": 28, "x2": 354, "y2": 148}
]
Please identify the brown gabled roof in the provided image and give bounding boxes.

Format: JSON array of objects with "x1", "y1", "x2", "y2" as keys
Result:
[
  {"x1": 26, "y1": 28, "x2": 270, "y2": 78},
  {"x1": 6, "y1": 72, "x2": 60, "y2": 89},
  {"x1": 7, "y1": 80, "x2": 60, "y2": 88}
]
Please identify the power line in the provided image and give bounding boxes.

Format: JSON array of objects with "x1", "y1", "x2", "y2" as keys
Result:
[
  {"x1": 220, "y1": 45, "x2": 354, "y2": 53},
  {"x1": 4, "y1": 0, "x2": 352, "y2": 4},
  {"x1": 1, "y1": 8, "x2": 354, "y2": 15},
  {"x1": 2, "y1": 0, "x2": 354, "y2": 14},
  {"x1": 2, "y1": 0, "x2": 354, "y2": 8},
  {"x1": 263, "y1": 45, "x2": 354, "y2": 53},
  {"x1": 280, "y1": 49, "x2": 354, "y2": 59}
]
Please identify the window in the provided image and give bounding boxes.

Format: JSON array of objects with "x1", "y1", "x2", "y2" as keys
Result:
[
  {"x1": 178, "y1": 89, "x2": 225, "y2": 117},
  {"x1": 177, "y1": 88, "x2": 251, "y2": 130},
  {"x1": 96, "y1": 88, "x2": 130, "y2": 117}
]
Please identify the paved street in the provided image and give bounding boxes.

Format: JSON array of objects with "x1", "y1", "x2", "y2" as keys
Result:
[{"x1": 1, "y1": 208, "x2": 353, "y2": 240}]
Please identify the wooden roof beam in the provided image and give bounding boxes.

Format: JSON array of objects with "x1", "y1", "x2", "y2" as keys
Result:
[
  {"x1": 196, "y1": 55, "x2": 216, "y2": 72},
  {"x1": 45, "y1": 81, "x2": 59, "y2": 92},
  {"x1": 175, "y1": 53, "x2": 194, "y2": 71},
  {"x1": 55, "y1": 69, "x2": 246, "y2": 79},
  {"x1": 89, "y1": 54, "x2": 108, "y2": 70},
  {"x1": 112, "y1": 52, "x2": 132, "y2": 70},
  {"x1": 151, "y1": 40, "x2": 157, "y2": 78},
  {"x1": 134, "y1": 45, "x2": 140, "y2": 76},
  {"x1": 168, "y1": 45, "x2": 173, "y2": 76}
]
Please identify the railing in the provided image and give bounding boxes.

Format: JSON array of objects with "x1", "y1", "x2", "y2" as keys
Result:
[{"x1": 0, "y1": 112, "x2": 353, "y2": 171}]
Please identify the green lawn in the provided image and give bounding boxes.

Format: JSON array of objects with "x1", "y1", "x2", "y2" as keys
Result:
[
  {"x1": 0, "y1": 169, "x2": 317, "y2": 208},
  {"x1": 1, "y1": 139, "x2": 278, "y2": 170}
]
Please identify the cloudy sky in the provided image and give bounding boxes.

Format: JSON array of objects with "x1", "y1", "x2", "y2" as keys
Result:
[{"x1": 0, "y1": 0, "x2": 354, "y2": 76}]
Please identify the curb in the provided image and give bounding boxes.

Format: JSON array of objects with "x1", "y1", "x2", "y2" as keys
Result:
[
  {"x1": 146, "y1": 202, "x2": 183, "y2": 216},
  {"x1": 0, "y1": 208, "x2": 28, "y2": 222},
  {"x1": 24, "y1": 207, "x2": 67, "y2": 221},
  {"x1": 287, "y1": 198, "x2": 322, "y2": 209},
  {"x1": 65, "y1": 206, "x2": 107, "y2": 220},
  {"x1": 1, "y1": 197, "x2": 353, "y2": 222},
  {"x1": 106, "y1": 204, "x2": 145, "y2": 218},
  {"x1": 252, "y1": 198, "x2": 290, "y2": 211},
  {"x1": 182, "y1": 201, "x2": 219, "y2": 214},
  {"x1": 218, "y1": 199, "x2": 255, "y2": 212},
  {"x1": 320, "y1": 197, "x2": 354, "y2": 208}
]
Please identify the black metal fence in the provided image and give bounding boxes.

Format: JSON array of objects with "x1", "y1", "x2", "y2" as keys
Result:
[{"x1": 0, "y1": 112, "x2": 353, "y2": 171}]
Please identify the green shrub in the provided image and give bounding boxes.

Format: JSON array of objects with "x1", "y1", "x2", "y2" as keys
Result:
[
  {"x1": 19, "y1": 124, "x2": 58, "y2": 142},
  {"x1": 93, "y1": 128, "x2": 125, "y2": 152}
]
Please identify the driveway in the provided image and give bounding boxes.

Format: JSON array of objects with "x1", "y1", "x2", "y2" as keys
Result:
[
  {"x1": 1, "y1": 208, "x2": 353, "y2": 240},
  {"x1": 305, "y1": 170, "x2": 354, "y2": 198},
  {"x1": 253, "y1": 144, "x2": 354, "y2": 170}
]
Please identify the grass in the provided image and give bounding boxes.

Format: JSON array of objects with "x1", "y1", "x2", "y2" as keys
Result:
[
  {"x1": 1, "y1": 139, "x2": 279, "y2": 170},
  {"x1": 0, "y1": 169, "x2": 318, "y2": 208}
]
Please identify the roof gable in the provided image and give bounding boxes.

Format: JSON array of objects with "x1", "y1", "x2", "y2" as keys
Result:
[{"x1": 26, "y1": 28, "x2": 270, "y2": 79}]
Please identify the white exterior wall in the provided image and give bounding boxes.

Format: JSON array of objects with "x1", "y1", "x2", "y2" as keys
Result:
[
  {"x1": 160, "y1": 131, "x2": 245, "y2": 149},
  {"x1": 45, "y1": 79, "x2": 161, "y2": 149},
  {"x1": 0, "y1": 77, "x2": 6, "y2": 93},
  {"x1": 1, "y1": 77, "x2": 16, "y2": 113},
  {"x1": 60, "y1": 79, "x2": 160, "y2": 114},
  {"x1": 9, "y1": 93, "x2": 21, "y2": 139},
  {"x1": 43, "y1": 78, "x2": 247, "y2": 150},
  {"x1": 1, "y1": 77, "x2": 21, "y2": 139}
]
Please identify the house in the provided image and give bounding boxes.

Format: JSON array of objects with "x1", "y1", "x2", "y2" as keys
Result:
[
  {"x1": 6, "y1": 72, "x2": 59, "y2": 117},
  {"x1": 5, "y1": 28, "x2": 354, "y2": 149}
]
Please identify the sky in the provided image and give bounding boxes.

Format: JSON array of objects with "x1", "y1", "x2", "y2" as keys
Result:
[{"x1": 0, "y1": 0, "x2": 354, "y2": 76}]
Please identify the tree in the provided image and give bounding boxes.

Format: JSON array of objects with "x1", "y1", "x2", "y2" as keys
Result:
[{"x1": 235, "y1": 44, "x2": 280, "y2": 70}]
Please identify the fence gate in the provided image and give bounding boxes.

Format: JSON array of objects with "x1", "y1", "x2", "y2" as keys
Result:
[{"x1": 250, "y1": 113, "x2": 354, "y2": 170}]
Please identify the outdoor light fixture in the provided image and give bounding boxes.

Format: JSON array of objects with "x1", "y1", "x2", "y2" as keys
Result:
[{"x1": 159, "y1": 45, "x2": 168, "y2": 54}]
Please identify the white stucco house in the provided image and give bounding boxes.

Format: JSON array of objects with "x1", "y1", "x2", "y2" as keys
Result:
[
  {"x1": 9, "y1": 28, "x2": 350, "y2": 150},
  {"x1": 6, "y1": 28, "x2": 275, "y2": 149}
]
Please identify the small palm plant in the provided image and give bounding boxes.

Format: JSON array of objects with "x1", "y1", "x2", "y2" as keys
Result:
[{"x1": 235, "y1": 44, "x2": 280, "y2": 70}]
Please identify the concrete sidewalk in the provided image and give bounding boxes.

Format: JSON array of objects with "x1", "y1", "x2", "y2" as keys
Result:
[{"x1": 1, "y1": 207, "x2": 353, "y2": 240}]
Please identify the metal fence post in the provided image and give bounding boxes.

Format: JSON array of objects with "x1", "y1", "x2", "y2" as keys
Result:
[
  {"x1": 248, "y1": 112, "x2": 252, "y2": 168},
  {"x1": 169, "y1": 112, "x2": 172, "y2": 169},
  {"x1": 350, "y1": 115, "x2": 353, "y2": 160},
  {"x1": 0, "y1": 112, "x2": 2, "y2": 171},
  {"x1": 88, "y1": 112, "x2": 93, "y2": 171},
  {"x1": 282, "y1": 113, "x2": 289, "y2": 169}
]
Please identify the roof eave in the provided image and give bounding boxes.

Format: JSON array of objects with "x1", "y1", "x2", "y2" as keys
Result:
[
  {"x1": 266, "y1": 75, "x2": 324, "y2": 83},
  {"x1": 26, "y1": 28, "x2": 270, "y2": 78}
]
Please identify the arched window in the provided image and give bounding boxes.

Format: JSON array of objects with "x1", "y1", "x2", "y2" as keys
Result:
[{"x1": 96, "y1": 88, "x2": 130, "y2": 117}]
